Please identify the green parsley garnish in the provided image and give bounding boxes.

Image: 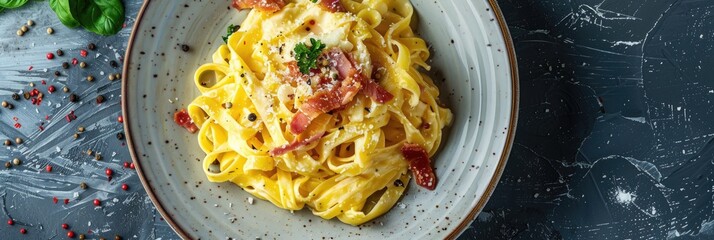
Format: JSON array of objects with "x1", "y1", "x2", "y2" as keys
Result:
[
  {"x1": 222, "y1": 24, "x2": 239, "y2": 43},
  {"x1": 311, "y1": 0, "x2": 318, "y2": 3},
  {"x1": 294, "y1": 38, "x2": 326, "y2": 74}
]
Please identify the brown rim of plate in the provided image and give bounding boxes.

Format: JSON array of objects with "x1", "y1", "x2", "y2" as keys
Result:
[
  {"x1": 121, "y1": 0, "x2": 195, "y2": 239},
  {"x1": 444, "y1": 0, "x2": 519, "y2": 238},
  {"x1": 121, "y1": 0, "x2": 519, "y2": 239}
]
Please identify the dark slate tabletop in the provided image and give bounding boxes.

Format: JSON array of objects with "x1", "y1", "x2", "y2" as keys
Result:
[{"x1": 1, "y1": 0, "x2": 712, "y2": 239}]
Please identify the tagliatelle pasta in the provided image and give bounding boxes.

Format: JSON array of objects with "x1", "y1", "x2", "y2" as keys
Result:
[{"x1": 185, "y1": 0, "x2": 452, "y2": 225}]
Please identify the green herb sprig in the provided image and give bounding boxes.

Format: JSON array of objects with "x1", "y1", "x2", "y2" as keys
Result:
[
  {"x1": 222, "y1": 24, "x2": 239, "y2": 43},
  {"x1": 294, "y1": 38, "x2": 326, "y2": 74}
]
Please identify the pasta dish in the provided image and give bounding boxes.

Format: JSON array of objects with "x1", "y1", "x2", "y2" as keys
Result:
[{"x1": 175, "y1": 0, "x2": 453, "y2": 225}]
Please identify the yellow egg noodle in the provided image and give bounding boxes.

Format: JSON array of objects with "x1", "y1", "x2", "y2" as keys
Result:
[{"x1": 188, "y1": 0, "x2": 452, "y2": 225}]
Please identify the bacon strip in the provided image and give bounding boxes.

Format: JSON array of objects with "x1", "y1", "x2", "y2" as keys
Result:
[
  {"x1": 232, "y1": 0, "x2": 285, "y2": 13},
  {"x1": 174, "y1": 109, "x2": 198, "y2": 134},
  {"x1": 363, "y1": 80, "x2": 394, "y2": 104},
  {"x1": 288, "y1": 48, "x2": 392, "y2": 134},
  {"x1": 319, "y1": 0, "x2": 346, "y2": 12},
  {"x1": 270, "y1": 132, "x2": 325, "y2": 156},
  {"x1": 400, "y1": 144, "x2": 437, "y2": 190}
]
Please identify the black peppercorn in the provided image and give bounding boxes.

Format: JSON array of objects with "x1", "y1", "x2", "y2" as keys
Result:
[
  {"x1": 394, "y1": 179, "x2": 404, "y2": 187},
  {"x1": 116, "y1": 132, "x2": 124, "y2": 140},
  {"x1": 109, "y1": 60, "x2": 118, "y2": 68},
  {"x1": 54, "y1": 71, "x2": 60, "y2": 77},
  {"x1": 88, "y1": 43, "x2": 96, "y2": 50},
  {"x1": 69, "y1": 93, "x2": 78, "y2": 102},
  {"x1": 62, "y1": 62, "x2": 69, "y2": 69},
  {"x1": 23, "y1": 92, "x2": 30, "y2": 100},
  {"x1": 56, "y1": 49, "x2": 64, "y2": 56},
  {"x1": 247, "y1": 113, "x2": 257, "y2": 121},
  {"x1": 96, "y1": 95, "x2": 105, "y2": 104},
  {"x1": 181, "y1": 44, "x2": 190, "y2": 52},
  {"x1": 11, "y1": 93, "x2": 19, "y2": 100}
]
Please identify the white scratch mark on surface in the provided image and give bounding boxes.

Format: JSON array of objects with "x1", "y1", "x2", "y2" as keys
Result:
[{"x1": 614, "y1": 187, "x2": 636, "y2": 205}]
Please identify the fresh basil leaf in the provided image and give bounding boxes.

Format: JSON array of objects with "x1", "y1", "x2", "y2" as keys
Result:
[
  {"x1": 68, "y1": 0, "x2": 125, "y2": 36},
  {"x1": 49, "y1": 0, "x2": 79, "y2": 28},
  {"x1": 0, "y1": 0, "x2": 29, "y2": 8}
]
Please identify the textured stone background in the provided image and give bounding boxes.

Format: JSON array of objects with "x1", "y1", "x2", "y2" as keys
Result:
[{"x1": 1, "y1": 0, "x2": 713, "y2": 239}]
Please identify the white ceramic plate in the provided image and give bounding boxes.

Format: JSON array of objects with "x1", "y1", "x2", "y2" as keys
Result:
[{"x1": 122, "y1": 0, "x2": 518, "y2": 239}]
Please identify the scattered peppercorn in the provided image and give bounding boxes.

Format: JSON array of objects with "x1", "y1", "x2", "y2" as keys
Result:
[
  {"x1": 69, "y1": 93, "x2": 78, "y2": 102},
  {"x1": 116, "y1": 132, "x2": 125, "y2": 140},
  {"x1": 73, "y1": 133, "x2": 80, "y2": 139},
  {"x1": 96, "y1": 95, "x2": 105, "y2": 104},
  {"x1": 62, "y1": 62, "x2": 69, "y2": 69},
  {"x1": 12, "y1": 158, "x2": 21, "y2": 165},
  {"x1": 95, "y1": 153, "x2": 102, "y2": 161},
  {"x1": 62, "y1": 223, "x2": 69, "y2": 229},
  {"x1": 6, "y1": 103, "x2": 13, "y2": 109},
  {"x1": 4, "y1": 162, "x2": 10, "y2": 168},
  {"x1": 46, "y1": 165, "x2": 52, "y2": 172},
  {"x1": 93, "y1": 199, "x2": 101, "y2": 206},
  {"x1": 79, "y1": 62, "x2": 87, "y2": 68},
  {"x1": 15, "y1": 137, "x2": 22, "y2": 144},
  {"x1": 223, "y1": 102, "x2": 233, "y2": 109},
  {"x1": 108, "y1": 74, "x2": 115, "y2": 81},
  {"x1": 129, "y1": 162, "x2": 135, "y2": 169},
  {"x1": 54, "y1": 71, "x2": 60, "y2": 77},
  {"x1": 7, "y1": 219, "x2": 13, "y2": 225},
  {"x1": 4, "y1": 139, "x2": 11, "y2": 146},
  {"x1": 23, "y1": 92, "x2": 30, "y2": 100},
  {"x1": 20, "y1": 25, "x2": 28, "y2": 33},
  {"x1": 80, "y1": 49, "x2": 88, "y2": 57},
  {"x1": 86, "y1": 149, "x2": 93, "y2": 155},
  {"x1": 123, "y1": 162, "x2": 130, "y2": 168},
  {"x1": 29, "y1": 82, "x2": 35, "y2": 87},
  {"x1": 86, "y1": 75, "x2": 94, "y2": 82},
  {"x1": 27, "y1": 20, "x2": 34, "y2": 26},
  {"x1": 56, "y1": 49, "x2": 64, "y2": 56},
  {"x1": 11, "y1": 93, "x2": 19, "y2": 100},
  {"x1": 2, "y1": 101, "x2": 8, "y2": 108},
  {"x1": 16, "y1": 30, "x2": 24, "y2": 36},
  {"x1": 20, "y1": 228, "x2": 27, "y2": 234},
  {"x1": 121, "y1": 183, "x2": 129, "y2": 191},
  {"x1": 68, "y1": 231, "x2": 76, "y2": 238},
  {"x1": 62, "y1": 86, "x2": 69, "y2": 92},
  {"x1": 105, "y1": 168, "x2": 113, "y2": 176},
  {"x1": 115, "y1": 235, "x2": 122, "y2": 240},
  {"x1": 78, "y1": 126, "x2": 85, "y2": 132},
  {"x1": 100, "y1": 238, "x2": 106, "y2": 240},
  {"x1": 181, "y1": 44, "x2": 190, "y2": 52},
  {"x1": 80, "y1": 182, "x2": 88, "y2": 189},
  {"x1": 248, "y1": 113, "x2": 257, "y2": 121},
  {"x1": 79, "y1": 234, "x2": 86, "y2": 240},
  {"x1": 117, "y1": 116, "x2": 123, "y2": 123},
  {"x1": 88, "y1": 43, "x2": 96, "y2": 50},
  {"x1": 109, "y1": 60, "x2": 118, "y2": 68},
  {"x1": 47, "y1": 52, "x2": 55, "y2": 60},
  {"x1": 114, "y1": 73, "x2": 121, "y2": 80}
]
